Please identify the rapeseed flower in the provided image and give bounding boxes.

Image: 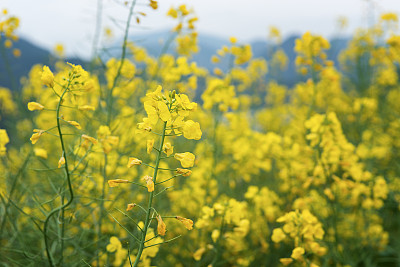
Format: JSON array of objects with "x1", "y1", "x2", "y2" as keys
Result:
[{"x1": 174, "y1": 152, "x2": 195, "y2": 168}]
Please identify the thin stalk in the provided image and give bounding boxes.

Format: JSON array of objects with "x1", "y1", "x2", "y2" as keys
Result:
[
  {"x1": 0, "y1": 152, "x2": 31, "y2": 235},
  {"x1": 96, "y1": 153, "x2": 108, "y2": 267},
  {"x1": 132, "y1": 121, "x2": 167, "y2": 266},
  {"x1": 144, "y1": 235, "x2": 181, "y2": 249},
  {"x1": 91, "y1": 0, "x2": 104, "y2": 60},
  {"x1": 106, "y1": 0, "x2": 137, "y2": 125},
  {"x1": 43, "y1": 85, "x2": 74, "y2": 267},
  {"x1": 96, "y1": 2, "x2": 136, "y2": 264}
]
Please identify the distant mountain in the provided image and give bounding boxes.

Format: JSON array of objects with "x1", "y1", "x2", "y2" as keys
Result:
[
  {"x1": 0, "y1": 33, "x2": 350, "y2": 91},
  {"x1": 0, "y1": 38, "x2": 85, "y2": 90},
  {"x1": 126, "y1": 31, "x2": 349, "y2": 87},
  {"x1": 0, "y1": 38, "x2": 50, "y2": 90}
]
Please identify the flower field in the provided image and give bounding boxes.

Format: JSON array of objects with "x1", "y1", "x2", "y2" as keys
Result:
[{"x1": 1, "y1": 2, "x2": 400, "y2": 267}]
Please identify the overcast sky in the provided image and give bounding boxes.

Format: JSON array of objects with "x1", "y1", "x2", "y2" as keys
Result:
[{"x1": 2, "y1": 0, "x2": 400, "y2": 59}]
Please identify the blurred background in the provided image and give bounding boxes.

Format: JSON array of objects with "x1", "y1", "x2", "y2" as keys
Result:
[{"x1": 1, "y1": 0, "x2": 400, "y2": 89}]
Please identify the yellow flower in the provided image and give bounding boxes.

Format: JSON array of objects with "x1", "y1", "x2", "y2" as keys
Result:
[
  {"x1": 163, "y1": 142, "x2": 174, "y2": 156},
  {"x1": 175, "y1": 94, "x2": 197, "y2": 116},
  {"x1": 54, "y1": 43, "x2": 65, "y2": 57},
  {"x1": 149, "y1": 0, "x2": 158, "y2": 10},
  {"x1": 167, "y1": 7, "x2": 178, "y2": 18},
  {"x1": 156, "y1": 215, "x2": 166, "y2": 236},
  {"x1": 82, "y1": 134, "x2": 98, "y2": 144},
  {"x1": 229, "y1": 36, "x2": 237, "y2": 44},
  {"x1": 137, "y1": 118, "x2": 153, "y2": 132},
  {"x1": 106, "y1": 236, "x2": 122, "y2": 253},
  {"x1": 214, "y1": 68, "x2": 223, "y2": 76},
  {"x1": 0, "y1": 129, "x2": 10, "y2": 156},
  {"x1": 41, "y1": 66, "x2": 54, "y2": 87},
  {"x1": 157, "y1": 101, "x2": 171, "y2": 122},
  {"x1": 126, "y1": 203, "x2": 136, "y2": 211},
  {"x1": 78, "y1": 105, "x2": 95, "y2": 111},
  {"x1": 127, "y1": 157, "x2": 142, "y2": 168},
  {"x1": 4, "y1": 39, "x2": 12, "y2": 48},
  {"x1": 211, "y1": 229, "x2": 220, "y2": 242},
  {"x1": 101, "y1": 136, "x2": 119, "y2": 154},
  {"x1": 34, "y1": 148, "x2": 48, "y2": 159},
  {"x1": 381, "y1": 12, "x2": 398, "y2": 22},
  {"x1": 193, "y1": 247, "x2": 206, "y2": 261},
  {"x1": 211, "y1": 55, "x2": 220, "y2": 64},
  {"x1": 175, "y1": 216, "x2": 193, "y2": 230},
  {"x1": 30, "y1": 129, "x2": 45, "y2": 144},
  {"x1": 13, "y1": 48, "x2": 21, "y2": 57},
  {"x1": 67, "y1": 120, "x2": 81, "y2": 129},
  {"x1": 27, "y1": 102, "x2": 44, "y2": 111},
  {"x1": 176, "y1": 168, "x2": 192, "y2": 177},
  {"x1": 147, "y1": 139, "x2": 154, "y2": 154},
  {"x1": 143, "y1": 175, "x2": 154, "y2": 192},
  {"x1": 280, "y1": 258, "x2": 293, "y2": 266},
  {"x1": 178, "y1": 4, "x2": 189, "y2": 16},
  {"x1": 174, "y1": 152, "x2": 195, "y2": 168},
  {"x1": 58, "y1": 156, "x2": 65, "y2": 168},
  {"x1": 291, "y1": 247, "x2": 305, "y2": 260},
  {"x1": 182, "y1": 120, "x2": 202, "y2": 140},
  {"x1": 97, "y1": 125, "x2": 111, "y2": 138},
  {"x1": 271, "y1": 228, "x2": 286, "y2": 243},
  {"x1": 108, "y1": 179, "x2": 130, "y2": 187}
]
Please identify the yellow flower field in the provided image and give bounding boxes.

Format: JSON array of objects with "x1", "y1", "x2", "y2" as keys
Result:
[{"x1": 1, "y1": 2, "x2": 400, "y2": 267}]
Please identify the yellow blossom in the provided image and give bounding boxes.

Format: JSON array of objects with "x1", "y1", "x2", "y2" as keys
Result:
[
  {"x1": 67, "y1": 121, "x2": 81, "y2": 129},
  {"x1": 176, "y1": 216, "x2": 193, "y2": 230},
  {"x1": 176, "y1": 168, "x2": 192, "y2": 177},
  {"x1": 27, "y1": 102, "x2": 44, "y2": 111},
  {"x1": 193, "y1": 247, "x2": 206, "y2": 261},
  {"x1": 126, "y1": 203, "x2": 136, "y2": 211},
  {"x1": 34, "y1": 148, "x2": 48, "y2": 159},
  {"x1": 291, "y1": 247, "x2": 305, "y2": 260},
  {"x1": 0, "y1": 129, "x2": 10, "y2": 155},
  {"x1": 30, "y1": 129, "x2": 45, "y2": 144},
  {"x1": 381, "y1": 12, "x2": 398, "y2": 22},
  {"x1": 108, "y1": 179, "x2": 130, "y2": 187},
  {"x1": 78, "y1": 105, "x2": 95, "y2": 111},
  {"x1": 82, "y1": 134, "x2": 98, "y2": 144},
  {"x1": 174, "y1": 152, "x2": 195, "y2": 168},
  {"x1": 167, "y1": 7, "x2": 178, "y2": 18},
  {"x1": 271, "y1": 228, "x2": 286, "y2": 243},
  {"x1": 163, "y1": 142, "x2": 174, "y2": 156},
  {"x1": 12, "y1": 48, "x2": 20, "y2": 57},
  {"x1": 41, "y1": 66, "x2": 54, "y2": 87},
  {"x1": 157, "y1": 101, "x2": 171, "y2": 122},
  {"x1": 106, "y1": 236, "x2": 122, "y2": 253},
  {"x1": 157, "y1": 215, "x2": 166, "y2": 236},
  {"x1": 280, "y1": 258, "x2": 293, "y2": 266},
  {"x1": 149, "y1": 0, "x2": 158, "y2": 10},
  {"x1": 143, "y1": 175, "x2": 154, "y2": 192},
  {"x1": 182, "y1": 120, "x2": 202, "y2": 140},
  {"x1": 4, "y1": 39, "x2": 12, "y2": 48},
  {"x1": 147, "y1": 139, "x2": 154, "y2": 154},
  {"x1": 127, "y1": 157, "x2": 142, "y2": 168},
  {"x1": 58, "y1": 156, "x2": 65, "y2": 168},
  {"x1": 54, "y1": 43, "x2": 65, "y2": 57}
]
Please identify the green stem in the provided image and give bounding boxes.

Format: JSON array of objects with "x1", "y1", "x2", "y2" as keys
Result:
[
  {"x1": 97, "y1": 153, "x2": 108, "y2": 266},
  {"x1": 43, "y1": 85, "x2": 74, "y2": 267},
  {"x1": 106, "y1": 0, "x2": 137, "y2": 126},
  {"x1": 0, "y1": 152, "x2": 32, "y2": 235},
  {"x1": 91, "y1": 0, "x2": 104, "y2": 60},
  {"x1": 132, "y1": 121, "x2": 167, "y2": 266}
]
